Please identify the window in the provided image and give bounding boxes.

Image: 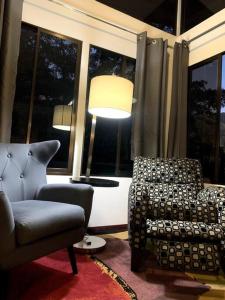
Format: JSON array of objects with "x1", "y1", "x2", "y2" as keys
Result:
[
  {"x1": 82, "y1": 46, "x2": 136, "y2": 177},
  {"x1": 97, "y1": 0, "x2": 225, "y2": 35},
  {"x1": 96, "y1": 0, "x2": 178, "y2": 35},
  {"x1": 11, "y1": 23, "x2": 82, "y2": 174},
  {"x1": 188, "y1": 53, "x2": 225, "y2": 184},
  {"x1": 181, "y1": 0, "x2": 225, "y2": 33}
]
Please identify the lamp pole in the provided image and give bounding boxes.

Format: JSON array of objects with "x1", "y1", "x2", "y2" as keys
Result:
[{"x1": 85, "y1": 115, "x2": 97, "y2": 178}]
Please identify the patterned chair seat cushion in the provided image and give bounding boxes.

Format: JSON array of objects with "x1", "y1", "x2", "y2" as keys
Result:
[{"x1": 146, "y1": 219, "x2": 224, "y2": 243}]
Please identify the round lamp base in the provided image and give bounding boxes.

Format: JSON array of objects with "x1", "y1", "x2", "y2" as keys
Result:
[{"x1": 74, "y1": 236, "x2": 106, "y2": 254}]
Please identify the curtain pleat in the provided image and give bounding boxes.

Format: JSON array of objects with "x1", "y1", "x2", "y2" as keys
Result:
[
  {"x1": 131, "y1": 31, "x2": 168, "y2": 158},
  {"x1": 0, "y1": 0, "x2": 23, "y2": 142},
  {"x1": 167, "y1": 41, "x2": 189, "y2": 157}
]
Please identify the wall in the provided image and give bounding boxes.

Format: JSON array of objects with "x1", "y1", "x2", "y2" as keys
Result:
[
  {"x1": 22, "y1": 0, "x2": 175, "y2": 227},
  {"x1": 47, "y1": 175, "x2": 131, "y2": 227},
  {"x1": 178, "y1": 8, "x2": 225, "y2": 66}
]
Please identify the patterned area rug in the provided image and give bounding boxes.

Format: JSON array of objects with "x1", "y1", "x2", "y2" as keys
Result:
[
  {"x1": 8, "y1": 238, "x2": 225, "y2": 300},
  {"x1": 9, "y1": 249, "x2": 136, "y2": 300},
  {"x1": 95, "y1": 238, "x2": 221, "y2": 300}
]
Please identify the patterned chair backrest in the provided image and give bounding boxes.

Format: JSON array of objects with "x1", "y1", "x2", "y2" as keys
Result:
[
  {"x1": 132, "y1": 157, "x2": 204, "y2": 193},
  {"x1": 0, "y1": 141, "x2": 60, "y2": 202}
]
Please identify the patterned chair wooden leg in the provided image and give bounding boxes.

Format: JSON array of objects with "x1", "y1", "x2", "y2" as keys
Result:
[
  {"x1": 131, "y1": 247, "x2": 142, "y2": 272},
  {"x1": 220, "y1": 249, "x2": 225, "y2": 274}
]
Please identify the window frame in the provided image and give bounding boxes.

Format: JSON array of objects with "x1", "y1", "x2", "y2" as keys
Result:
[
  {"x1": 187, "y1": 51, "x2": 225, "y2": 183},
  {"x1": 15, "y1": 22, "x2": 82, "y2": 175}
]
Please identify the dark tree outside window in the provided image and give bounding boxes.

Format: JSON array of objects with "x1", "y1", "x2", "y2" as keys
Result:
[
  {"x1": 11, "y1": 23, "x2": 82, "y2": 173},
  {"x1": 181, "y1": 0, "x2": 225, "y2": 33},
  {"x1": 97, "y1": 0, "x2": 178, "y2": 35},
  {"x1": 188, "y1": 54, "x2": 225, "y2": 184},
  {"x1": 11, "y1": 24, "x2": 37, "y2": 143},
  {"x1": 82, "y1": 46, "x2": 136, "y2": 177}
]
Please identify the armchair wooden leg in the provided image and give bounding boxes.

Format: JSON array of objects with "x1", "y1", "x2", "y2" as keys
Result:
[
  {"x1": 0, "y1": 271, "x2": 9, "y2": 300},
  {"x1": 67, "y1": 246, "x2": 78, "y2": 275},
  {"x1": 131, "y1": 247, "x2": 142, "y2": 272}
]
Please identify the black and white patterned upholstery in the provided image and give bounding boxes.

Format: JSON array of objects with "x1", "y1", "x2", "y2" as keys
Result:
[{"x1": 129, "y1": 157, "x2": 225, "y2": 272}]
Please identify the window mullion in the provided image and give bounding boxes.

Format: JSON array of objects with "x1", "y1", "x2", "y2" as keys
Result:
[{"x1": 176, "y1": 0, "x2": 182, "y2": 36}]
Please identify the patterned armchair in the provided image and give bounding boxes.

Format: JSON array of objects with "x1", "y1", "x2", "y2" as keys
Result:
[{"x1": 129, "y1": 157, "x2": 225, "y2": 272}]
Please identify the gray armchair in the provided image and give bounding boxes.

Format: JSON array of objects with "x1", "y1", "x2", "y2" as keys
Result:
[{"x1": 0, "y1": 140, "x2": 93, "y2": 297}]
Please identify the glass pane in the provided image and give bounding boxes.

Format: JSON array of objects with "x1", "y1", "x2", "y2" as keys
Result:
[
  {"x1": 219, "y1": 55, "x2": 225, "y2": 184},
  {"x1": 124, "y1": 57, "x2": 136, "y2": 82},
  {"x1": 96, "y1": 0, "x2": 177, "y2": 35},
  {"x1": 82, "y1": 46, "x2": 123, "y2": 176},
  {"x1": 188, "y1": 60, "x2": 218, "y2": 182},
  {"x1": 143, "y1": 0, "x2": 177, "y2": 34},
  {"x1": 117, "y1": 58, "x2": 136, "y2": 177},
  {"x1": 82, "y1": 46, "x2": 135, "y2": 177},
  {"x1": 30, "y1": 31, "x2": 79, "y2": 169},
  {"x1": 182, "y1": 0, "x2": 225, "y2": 33},
  {"x1": 11, "y1": 24, "x2": 37, "y2": 143}
]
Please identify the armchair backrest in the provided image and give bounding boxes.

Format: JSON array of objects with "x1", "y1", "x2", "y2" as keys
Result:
[
  {"x1": 0, "y1": 141, "x2": 60, "y2": 202},
  {"x1": 132, "y1": 157, "x2": 204, "y2": 193}
]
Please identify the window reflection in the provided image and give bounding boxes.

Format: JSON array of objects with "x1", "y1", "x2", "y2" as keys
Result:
[
  {"x1": 82, "y1": 46, "x2": 135, "y2": 177},
  {"x1": 219, "y1": 55, "x2": 225, "y2": 183},
  {"x1": 11, "y1": 24, "x2": 82, "y2": 173},
  {"x1": 30, "y1": 32, "x2": 78, "y2": 169},
  {"x1": 11, "y1": 24, "x2": 37, "y2": 143},
  {"x1": 182, "y1": 0, "x2": 225, "y2": 33},
  {"x1": 188, "y1": 60, "x2": 218, "y2": 182},
  {"x1": 97, "y1": 0, "x2": 177, "y2": 35}
]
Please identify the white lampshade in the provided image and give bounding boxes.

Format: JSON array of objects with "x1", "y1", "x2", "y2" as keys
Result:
[
  {"x1": 52, "y1": 105, "x2": 72, "y2": 131},
  {"x1": 88, "y1": 75, "x2": 133, "y2": 119}
]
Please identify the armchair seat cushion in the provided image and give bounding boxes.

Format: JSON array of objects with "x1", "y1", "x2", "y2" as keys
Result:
[
  {"x1": 146, "y1": 219, "x2": 224, "y2": 243},
  {"x1": 11, "y1": 200, "x2": 85, "y2": 246}
]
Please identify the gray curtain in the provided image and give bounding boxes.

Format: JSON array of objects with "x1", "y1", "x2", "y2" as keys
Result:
[
  {"x1": 0, "y1": 0, "x2": 23, "y2": 142},
  {"x1": 131, "y1": 31, "x2": 168, "y2": 158},
  {"x1": 167, "y1": 40, "x2": 189, "y2": 157}
]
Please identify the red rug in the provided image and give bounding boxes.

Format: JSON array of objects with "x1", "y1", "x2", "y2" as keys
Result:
[{"x1": 8, "y1": 249, "x2": 135, "y2": 300}]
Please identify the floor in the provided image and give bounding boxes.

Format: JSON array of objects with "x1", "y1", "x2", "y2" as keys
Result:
[{"x1": 100, "y1": 231, "x2": 225, "y2": 300}]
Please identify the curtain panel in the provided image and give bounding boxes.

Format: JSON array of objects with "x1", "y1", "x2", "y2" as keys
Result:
[
  {"x1": 167, "y1": 40, "x2": 189, "y2": 157},
  {"x1": 0, "y1": 0, "x2": 23, "y2": 142},
  {"x1": 131, "y1": 31, "x2": 168, "y2": 159}
]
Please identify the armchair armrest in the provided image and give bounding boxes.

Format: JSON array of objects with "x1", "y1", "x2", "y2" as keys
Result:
[
  {"x1": 199, "y1": 186, "x2": 225, "y2": 228},
  {"x1": 197, "y1": 186, "x2": 225, "y2": 202},
  {"x1": 0, "y1": 192, "x2": 15, "y2": 256},
  {"x1": 36, "y1": 184, "x2": 94, "y2": 227},
  {"x1": 128, "y1": 183, "x2": 149, "y2": 248},
  {"x1": 148, "y1": 197, "x2": 218, "y2": 223},
  {"x1": 129, "y1": 181, "x2": 199, "y2": 221}
]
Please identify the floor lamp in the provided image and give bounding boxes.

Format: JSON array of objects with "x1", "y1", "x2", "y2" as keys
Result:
[
  {"x1": 73, "y1": 75, "x2": 134, "y2": 187},
  {"x1": 54, "y1": 76, "x2": 133, "y2": 251}
]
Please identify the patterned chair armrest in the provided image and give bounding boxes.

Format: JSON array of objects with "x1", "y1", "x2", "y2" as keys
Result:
[
  {"x1": 216, "y1": 201, "x2": 225, "y2": 229},
  {"x1": 197, "y1": 186, "x2": 225, "y2": 227},
  {"x1": 197, "y1": 186, "x2": 225, "y2": 203},
  {"x1": 128, "y1": 182, "x2": 150, "y2": 249},
  {"x1": 144, "y1": 183, "x2": 218, "y2": 223},
  {"x1": 148, "y1": 197, "x2": 218, "y2": 223}
]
